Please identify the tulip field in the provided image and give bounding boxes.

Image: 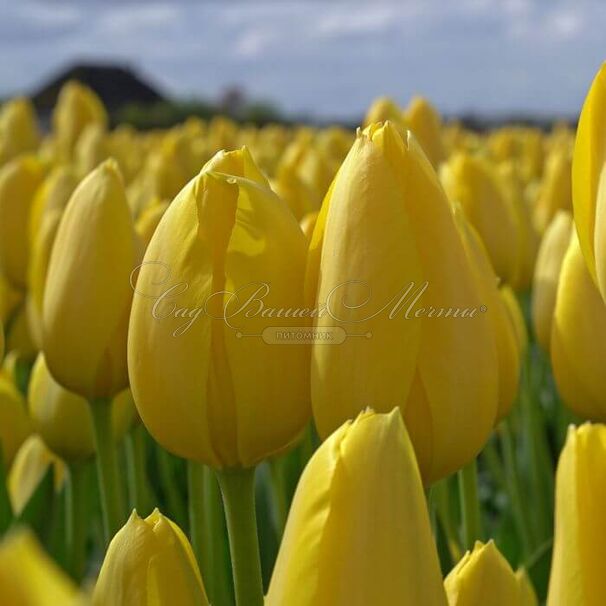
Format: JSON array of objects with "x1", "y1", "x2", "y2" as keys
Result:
[{"x1": 0, "y1": 61, "x2": 605, "y2": 605}]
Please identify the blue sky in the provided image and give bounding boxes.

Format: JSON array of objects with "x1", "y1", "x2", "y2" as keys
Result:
[{"x1": 1, "y1": 0, "x2": 604, "y2": 120}]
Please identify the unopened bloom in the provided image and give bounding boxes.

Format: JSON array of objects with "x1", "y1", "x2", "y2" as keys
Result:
[
  {"x1": 129, "y1": 147, "x2": 309, "y2": 468},
  {"x1": 0, "y1": 98, "x2": 40, "y2": 163},
  {"x1": 403, "y1": 96, "x2": 446, "y2": 167},
  {"x1": 548, "y1": 424, "x2": 606, "y2": 605},
  {"x1": 308, "y1": 122, "x2": 498, "y2": 483},
  {"x1": 0, "y1": 155, "x2": 45, "y2": 289},
  {"x1": 43, "y1": 159, "x2": 137, "y2": 399},
  {"x1": 266, "y1": 409, "x2": 447, "y2": 606},
  {"x1": 445, "y1": 541, "x2": 525, "y2": 605},
  {"x1": 571, "y1": 62, "x2": 606, "y2": 301},
  {"x1": 551, "y1": 233, "x2": 606, "y2": 421},
  {"x1": 93, "y1": 509, "x2": 209, "y2": 606},
  {"x1": 532, "y1": 211, "x2": 573, "y2": 351},
  {"x1": 442, "y1": 153, "x2": 520, "y2": 284}
]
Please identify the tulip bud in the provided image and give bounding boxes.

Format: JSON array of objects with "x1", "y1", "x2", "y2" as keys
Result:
[
  {"x1": 0, "y1": 98, "x2": 39, "y2": 163},
  {"x1": 551, "y1": 233, "x2": 606, "y2": 421},
  {"x1": 75, "y1": 123, "x2": 109, "y2": 177},
  {"x1": 363, "y1": 97, "x2": 404, "y2": 127},
  {"x1": 43, "y1": 159, "x2": 137, "y2": 399},
  {"x1": 93, "y1": 509, "x2": 209, "y2": 606},
  {"x1": 572, "y1": 62, "x2": 606, "y2": 300},
  {"x1": 454, "y1": 207, "x2": 520, "y2": 420},
  {"x1": 28, "y1": 167, "x2": 79, "y2": 347},
  {"x1": 534, "y1": 150, "x2": 572, "y2": 234},
  {"x1": 403, "y1": 96, "x2": 446, "y2": 167},
  {"x1": 444, "y1": 540, "x2": 523, "y2": 605},
  {"x1": 531, "y1": 211, "x2": 573, "y2": 351},
  {"x1": 0, "y1": 155, "x2": 45, "y2": 289},
  {"x1": 129, "y1": 147, "x2": 309, "y2": 469},
  {"x1": 547, "y1": 423, "x2": 606, "y2": 605},
  {"x1": 442, "y1": 153, "x2": 519, "y2": 284},
  {"x1": 266, "y1": 409, "x2": 447, "y2": 606},
  {"x1": 0, "y1": 376, "x2": 31, "y2": 468},
  {"x1": 52, "y1": 81, "x2": 107, "y2": 160},
  {"x1": 28, "y1": 353, "x2": 135, "y2": 462},
  {"x1": 0, "y1": 530, "x2": 80, "y2": 605},
  {"x1": 308, "y1": 123, "x2": 498, "y2": 483},
  {"x1": 8, "y1": 434, "x2": 65, "y2": 516},
  {"x1": 134, "y1": 199, "x2": 169, "y2": 250},
  {"x1": 498, "y1": 162, "x2": 539, "y2": 291}
]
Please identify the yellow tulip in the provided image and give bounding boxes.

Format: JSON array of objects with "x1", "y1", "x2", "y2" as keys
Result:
[
  {"x1": 498, "y1": 162, "x2": 539, "y2": 291},
  {"x1": 266, "y1": 409, "x2": 447, "y2": 606},
  {"x1": 93, "y1": 509, "x2": 209, "y2": 606},
  {"x1": 43, "y1": 159, "x2": 137, "y2": 399},
  {"x1": 442, "y1": 153, "x2": 519, "y2": 284},
  {"x1": 0, "y1": 98, "x2": 39, "y2": 163},
  {"x1": 547, "y1": 423, "x2": 606, "y2": 605},
  {"x1": 308, "y1": 122, "x2": 498, "y2": 483},
  {"x1": 0, "y1": 155, "x2": 45, "y2": 289},
  {"x1": 454, "y1": 207, "x2": 520, "y2": 420},
  {"x1": 0, "y1": 376, "x2": 31, "y2": 467},
  {"x1": 134, "y1": 199, "x2": 170, "y2": 250},
  {"x1": 0, "y1": 321, "x2": 4, "y2": 361},
  {"x1": 534, "y1": 150, "x2": 572, "y2": 233},
  {"x1": 363, "y1": 96, "x2": 404, "y2": 127},
  {"x1": 444, "y1": 540, "x2": 522, "y2": 605},
  {"x1": 52, "y1": 81, "x2": 107, "y2": 160},
  {"x1": 0, "y1": 529, "x2": 80, "y2": 605},
  {"x1": 28, "y1": 353, "x2": 136, "y2": 462},
  {"x1": 551, "y1": 233, "x2": 606, "y2": 421},
  {"x1": 28, "y1": 167, "x2": 79, "y2": 347},
  {"x1": 272, "y1": 162, "x2": 320, "y2": 220},
  {"x1": 75, "y1": 123, "x2": 109, "y2": 177},
  {"x1": 516, "y1": 568, "x2": 539, "y2": 606},
  {"x1": 403, "y1": 96, "x2": 446, "y2": 167},
  {"x1": 531, "y1": 211, "x2": 573, "y2": 351},
  {"x1": 8, "y1": 434, "x2": 66, "y2": 516},
  {"x1": 571, "y1": 62, "x2": 606, "y2": 300},
  {"x1": 129, "y1": 146, "x2": 309, "y2": 469}
]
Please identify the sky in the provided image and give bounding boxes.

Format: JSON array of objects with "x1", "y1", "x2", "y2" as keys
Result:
[{"x1": 0, "y1": 0, "x2": 604, "y2": 121}]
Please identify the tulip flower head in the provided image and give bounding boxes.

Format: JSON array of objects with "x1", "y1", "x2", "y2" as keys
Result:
[
  {"x1": 43, "y1": 159, "x2": 137, "y2": 399},
  {"x1": 129, "y1": 146, "x2": 309, "y2": 469},
  {"x1": 308, "y1": 122, "x2": 498, "y2": 483},
  {"x1": 551, "y1": 233, "x2": 606, "y2": 421},
  {"x1": 548, "y1": 423, "x2": 606, "y2": 605},
  {"x1": 266, "y1": 409, "x2": 447, "y2": 606},
  {"x1": 93, "y1": 509, "x2": 209, "y2": 606},
  {"x1": 444, "y1": 540, "x2": 523, "y2": 606}
]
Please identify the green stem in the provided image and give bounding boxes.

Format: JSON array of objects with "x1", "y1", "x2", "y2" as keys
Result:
[
  {"x1": 89, "y1": 398, "x2": 126, "y2": 544},
  {"x1": 216, "y1": 467, "x2": 264, "y2": 606},
  {"x1": 65, "y1": 462, "x2": 89, "y2": 580},
  {"x1": 458, "y1": 458, "x2": 482, "y2": 550},
  {"x1": 157, "y1": 448, "x2": 187, "y2": 530},
  {"x1": 125, "y1": 425, "x2": 152, "y2": 515},
  {"x1": 269, "y1": 458, "x2": 288, "y2": 536},
  {"x1": 188, "y1": 462, "x2": 233, "y2": 606},
  {"x1": 188, "y1": 461, "x2": 207, "y2": 573}
]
